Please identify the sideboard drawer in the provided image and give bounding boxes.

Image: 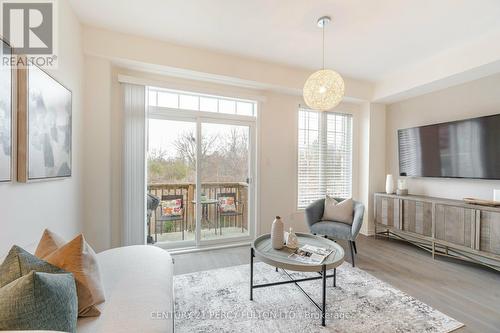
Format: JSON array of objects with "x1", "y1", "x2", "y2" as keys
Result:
[
  {"x1": 375, "y1": 196, "x2": 400, "y2": 229},
  {"x1": 402, "y1": 200, "x2": 432, "y2": 237},
  {"x1": 479, "y1": 210, "x2": 500, "y2": 255},
  {"x1": 435, "y1": 204, "x2": 475, "y2": 248}
]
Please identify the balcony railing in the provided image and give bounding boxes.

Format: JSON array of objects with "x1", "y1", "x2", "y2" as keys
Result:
[{"x1": 147, "y1": 182, "x2": 249, "y2": 243}]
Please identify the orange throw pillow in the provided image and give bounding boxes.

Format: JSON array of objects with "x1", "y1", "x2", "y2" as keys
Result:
[
  {"x1": 34, "y1": 229, "x2": 66, "y2": 258},
  {"x1": 36, "y1": 230, "x2": 105, "y2": 317}
]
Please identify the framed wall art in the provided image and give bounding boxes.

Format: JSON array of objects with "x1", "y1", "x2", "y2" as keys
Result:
[
  {"x1": 17, "y1": 61, "x2": 72, "y2": 182},
  {"x1": 0, "y1": 39, "x2": 12, "y2": 182}
]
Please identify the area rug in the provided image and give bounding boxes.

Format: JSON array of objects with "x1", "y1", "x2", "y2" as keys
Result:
[{"x1": 174, "y1": 262, "x2": 464, "y2": 332}]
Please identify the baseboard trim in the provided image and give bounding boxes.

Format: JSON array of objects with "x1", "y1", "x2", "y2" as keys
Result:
[{"x1": 162, "y1": 242, "x2": 251, "y2": 255}]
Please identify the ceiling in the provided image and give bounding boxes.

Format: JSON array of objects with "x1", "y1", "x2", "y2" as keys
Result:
[{"x1": 68, "y1": 0, "x2": 500, "y2": 82}]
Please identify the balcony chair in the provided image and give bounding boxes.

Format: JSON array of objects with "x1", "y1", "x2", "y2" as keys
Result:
[
  {"x1": 147, "y1": 194, "x2": 160, "y2": 244},
  {"x1": 216, "y1": 192, "x2": 244, "y2": 235},
  {"x1": 305, "y1": 198, "x2": 365, "y2": 267},
  {"x1": 156, "y1": 194, "x2": 185, "y2": 241}
]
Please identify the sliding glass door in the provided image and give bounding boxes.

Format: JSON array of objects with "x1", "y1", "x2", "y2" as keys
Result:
[
  {"x1": 199, "y1": 121, "x2": 252, "y2": 241},
  {"x1": 147, "y1": 118, "x2": 198, "y2": 246},
  {"x1": 146, "y1": 89, "x2": 256, "y2": 248}
]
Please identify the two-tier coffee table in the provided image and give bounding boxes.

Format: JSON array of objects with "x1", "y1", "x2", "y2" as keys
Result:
[{"x1": 250, "y1": 233, "x2": 345, "y2": 326}]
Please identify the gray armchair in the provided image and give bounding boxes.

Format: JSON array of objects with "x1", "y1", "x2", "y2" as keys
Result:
[{"x1": 305, "y1": 198, "x2": 365, "y2": 267}]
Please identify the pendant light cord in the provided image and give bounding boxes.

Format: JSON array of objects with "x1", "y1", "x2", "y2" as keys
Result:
[{"x1": 322, "y1": 23, "x2": 325, "y2": 70}]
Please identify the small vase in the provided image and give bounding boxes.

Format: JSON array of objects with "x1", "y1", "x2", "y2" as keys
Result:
[
  {"x1": 386, "y1": 174, "x2": 394, "y2": 194},
  {"x1": 271, "y1": 216, "x2": 284, "y2": 250},
  {"x1": 397, "y1": 179, "x2": 407, "y2": 191},
  {"x1": 285, "y1": 228, "x2": 299, "y2": 249}
]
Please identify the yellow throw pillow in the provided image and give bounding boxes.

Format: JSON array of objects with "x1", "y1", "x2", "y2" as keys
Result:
[{"x1": 36, "y1": 231, "x2": 105, "y2": 317}]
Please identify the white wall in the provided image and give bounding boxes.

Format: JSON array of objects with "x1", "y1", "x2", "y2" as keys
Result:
[
  {"x1": 82, "y1": 56, "x2": 112, "y2": 251},
  {"x1": 0, "y1": 1, "x2": 84, "y2": 256},
  {"x1": 358, "y1": 103, "x2": 386, "y2": 235},
  {"x1": 386, "y1": 73, "x2": 500, "y2": 200},
  {"x1": 80, "y1": 26, "x2": 377, "y2": 251},
  {"x1": 82, "y1": 26, "x2": 374, "y2": 102},
  {"x1": 82, "y1": 54, "x2": 367, "y2": 250},
  {"x1": 259, "y1": 93, "x2": 363, "y2": 235}
]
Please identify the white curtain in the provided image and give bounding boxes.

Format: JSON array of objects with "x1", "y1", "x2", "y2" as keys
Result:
[{"x1": 122, "y1": 83, "x2": 147, "y2": 246}]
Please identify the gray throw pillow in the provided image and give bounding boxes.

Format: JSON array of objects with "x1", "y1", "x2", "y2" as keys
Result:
[
  {"x1": 0, "y1": 271, "x2": 78, "y2": 333},
  {"x1": 0, "y1": 245, "x2": 64, "y2": 288},
  {"x1": 322, "y1": 196, "x2": 354, "y2": 225}
]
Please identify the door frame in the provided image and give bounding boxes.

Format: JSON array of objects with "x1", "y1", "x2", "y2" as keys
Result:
[{"x1": 147, "y1": 107, "x2": 257, "y2": 248}]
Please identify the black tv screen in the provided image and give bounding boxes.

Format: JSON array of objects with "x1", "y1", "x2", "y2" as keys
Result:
[{"x1": 398, "y1": 114, "x2": 500, "y2": 179}]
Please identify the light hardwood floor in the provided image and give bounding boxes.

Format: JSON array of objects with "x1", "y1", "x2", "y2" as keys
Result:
[{"x1": 172, "y1": 235, "x2": 500, "y2": 332}]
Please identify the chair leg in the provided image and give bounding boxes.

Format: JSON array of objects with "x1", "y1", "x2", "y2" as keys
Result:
[
  {"x1": 181, "y1": 220, "x2": 184, "y2": 240},
  {"x1": 154, "y1": 222, "x2": 158, "y2": 243},
  {"x1": 349, "y1": 241, "x2": 356, "y2": 267},
  {"x1": 352, "y1": 241, "x2": 357, "y2": 254},
  {"x1": 217, "y1": 214, "x2": 220, "y2": 235}
]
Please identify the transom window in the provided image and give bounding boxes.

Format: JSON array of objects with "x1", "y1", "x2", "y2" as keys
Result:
[
  {"x1": 297, "y1": 107, "x2": 353, "y2": 209},
  {"x1": 148, "y1": 87, "x2": 257, "y2": 117}
]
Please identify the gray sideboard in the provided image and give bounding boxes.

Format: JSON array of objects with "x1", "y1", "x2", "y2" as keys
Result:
[{"x1": 374, "y1": 192, "x2": 500, "y2": 271}]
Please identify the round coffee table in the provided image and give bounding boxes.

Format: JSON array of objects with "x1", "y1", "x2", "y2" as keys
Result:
[{"x1": 250, "y1": 233, "x2": 345, "y2": 327}]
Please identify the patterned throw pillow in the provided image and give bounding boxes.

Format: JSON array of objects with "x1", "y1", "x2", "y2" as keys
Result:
[
  {"x1": 219, "y1": 196, "x2": 236, "y2": 213},
  {"x1": 161, "y1": 199, "x2": 183, "y2": 217},
  {"x1": 0, "y1": 271, "x2": 78, "y2": 333}
]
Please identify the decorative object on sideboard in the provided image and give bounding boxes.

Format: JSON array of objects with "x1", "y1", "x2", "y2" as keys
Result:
[
  {"x1": 0, "y1": 39, "x2": 12, "y2": 183},
  {"x1": 17, "y1": 60, "x2": 72, "y2": 182},
  {"x1": 494, "y1": 189, "x2": 500, "y2": 202},
  {"x1": 284, "y1": 227, "x2": 299, "y2": 250},
  {"x1": 385, "y1": 174, "x2": 394, "y2": 194},
  {"x1": 271, "y1": 216, "x2": 284, "y2": 249},
  {"x1": 396, "y1": 178, "x2": 408, "y2": 196},
  {"x1": 462, "y1": 197, "x2": 500, "y2": 207}
]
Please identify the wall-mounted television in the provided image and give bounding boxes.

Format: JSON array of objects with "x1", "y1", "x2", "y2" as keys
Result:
[{"x1": 398, "y1": 114, "x2": 500, "y2": 180}]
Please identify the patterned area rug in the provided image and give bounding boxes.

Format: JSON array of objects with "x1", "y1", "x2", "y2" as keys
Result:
[{"x1": 174, "y1": 262, "x2": 464, "y2": 332}]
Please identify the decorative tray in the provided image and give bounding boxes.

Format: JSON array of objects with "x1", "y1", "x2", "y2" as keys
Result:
[{"x1": 463, "y1": 197, "x2": 500, "y2": 207}]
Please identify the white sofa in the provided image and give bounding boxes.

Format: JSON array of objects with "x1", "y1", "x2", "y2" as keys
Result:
[{"x1": 77, "y1": 245, "x2": 174, "y2": 333}]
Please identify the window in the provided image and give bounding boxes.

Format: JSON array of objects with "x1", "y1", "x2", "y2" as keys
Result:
[
  {"x1": 148, "y1": 87, "x2": 256, "y2": 117},
  {"x1": 297, "y1": 107, "x2": 353, "y2": 209}
]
